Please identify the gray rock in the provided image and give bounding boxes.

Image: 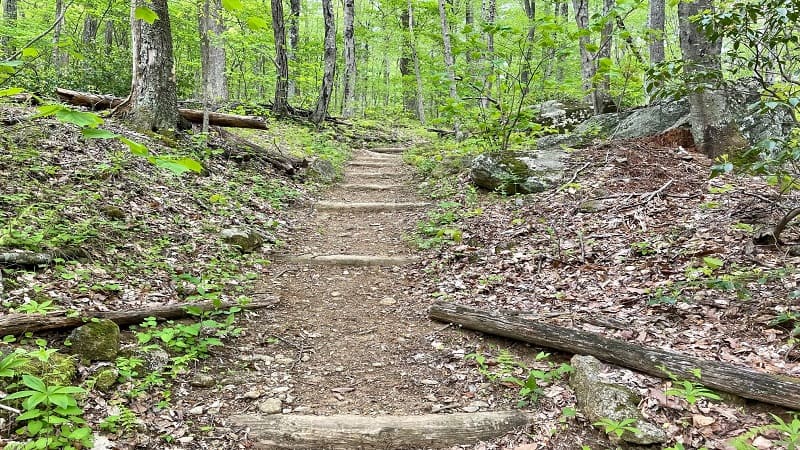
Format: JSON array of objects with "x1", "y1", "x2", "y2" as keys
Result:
[
  {"x1": 534, "y1": 100, "x2": 593, "y2": 131},
  {"x1": 574, "y1": 112, "x2": 630, "y2": 139},
  {"x1": 221, "y1": 227, "x2": 264, "y2": 253},
  {"x1": 189, "y1": 373, "x2": 216, "y2": 388},
  {"x1": 66, "y1": 319, "x2": 120, "y2": 362},
  {"x1": 470, "y1": 151, "x2": 565, "y2": 195},
  {"x1": 535, "y1": 133, "x2": 582, "y2": 151},
  {"x1": 258, "y1": 397, "x2": 283, "y2": 414},
  {"x1": 93, "y1": 367, "x2": 119, "y2": 392},
  {"x1": 612, "y1": 101, "x2": 689, "y2": 140},
  {"x1": 130, "y1": 345, "x2": 170, "y2": 373},
  {"x1": 306, "y1": 158, "x2": 337, "y2": 184},
  {"x1": 570, "y1": 355, "x2": 666, "y2": 445}
]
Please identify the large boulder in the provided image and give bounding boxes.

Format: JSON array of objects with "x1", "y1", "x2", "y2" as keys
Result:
[
  {"x1": 221, "y1": 227, "x2": 264, "y2": 253},
  {"x1": 611, "y1": 100, "x2": 689, "y2": 140},
  {"x1": 305, "y1": 158, "x2": 337, "y2": 184},
  {"x1": 570, "y1": 355, "x2": 666, "y2": 445},
  {"x1": 470, "y1": 150, "x2": 565, "y2": 194},
  {"x1": 533, "y1": 99, "x2": 593, "y2": 132},
  {"x1": 66, "y1": 319, "x2": 120, "y2": 362}
]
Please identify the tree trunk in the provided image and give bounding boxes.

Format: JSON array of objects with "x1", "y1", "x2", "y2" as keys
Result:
[
  {"x1": 126, "y1": 0, "x2": 180, "y2": 132},
  {"x1": 230, "y1": 412, "x2": 534, "y2": 449},
  {"x1": 312, "y1": 0, "x2": 336, "y2": 124},
  {"x1": 678, "y1": 0, "x2": 747, "y2": 158},
  {"x1": 408, "y1": 0, "x2": 425, "y2": 123},
  {"x1": 1, "y1": 0, "x2": 17, "y2": 57},
  {"x1": 287, "y1": 0, "x2": 300, "y2": 99},
  {"x1": 52, "y1": 0, "x2": 66, "y2": 69},
  {"x1": 0, "y1": 297, "x2": 277, "y2": 336},
  {"x1": 271, "y1": 0, "x2": 290, "y2": 116},
  {"x1": 572, "y1": 0, "x2": 596, "y2": 109},
  {"x1": 595, "y1": 0, "x2": 614, "y2": 112},
  {"x1": 438, "y1": 0, "x2": 461, "y2": 137},
  {"x1": 428, "y1": 301, "x2": 800, "y2": 410},
  {"x1": 82, "y1": 15, "x2": 99, "y2": 44},
  {"x1": 199, "y1": 0, "x2": 228, "y2": 104},
  {"x1": 399, "y1": 9, "x2": 415, "y2": 113},
  {"x1": 464, "y1": 0, "x2": 473, "y2": 64},
  {"x1": 648, "y1": 0, "x2": 665, "y2": 65},
  {"x1": 341, "y1": 0, "x2": 356, "y2": 118},
  {"x1": 480, "y1": 0, "x2": 496, "y2": 109},
  {"x1": 520, "y1": 0, "x2": 535, "y2": 92}
]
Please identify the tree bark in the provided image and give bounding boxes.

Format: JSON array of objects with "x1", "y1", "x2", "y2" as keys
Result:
[
  {"x1": 399, "y1": 9, "x2": 415, "y2": 113},
  {"x1": 408, "y1": 0, "x2": 425, "y2": 123},
  {"x1": 520, "y1": 0, "x2": 535, "y2": 92},
  {"x1": 82, "y1": 14, "x2": 99, "y2": 43},
  {"x1": 648, "y1": 0, "x2": 665, "y2": 65},
  {"x1": 480, "y1": 0, "x2": 496, "y2": 109},
  {"x1": 287, "y1": 0, "x2": 300, "y2": 99},
  {"x1": 126, "y1": 0, "x2": 180, "y2": 132},
  {"x1": 199, "y1": 0, "x2": 228, "y2": 104},
  {"x1": 0, "y1": 297, "x2": 277, "y2": 336},
  {"x1": 311, "y1": 0, "x2": 336, "y2": 124},
  {"x1": 230, "y1": 412, "x2": 534, "y2": 449},
  {"x1": 271, "y1": 0, "x2": 290, "y2": 116},
  {"x1": 1, "y1": 0, "x2": 17, "y2": 56},
  {"x1": 572, "y1": 0, "x2": 596, "y2": 110},
  {"x1": 438, "y1": 0, "x2": 461, "y2": 137},
  {"x1": 595, "y1": 0, "x2": 614, "y2": 112},
  {"x1": 341, "y1": 0, "x2": 356, "y2": 118},
  {"x1": 429, "y1": 301, "x2": 800, "y2": 410},
  {"x1": 52, "y1": 0, "x2": 67, "y2": 70},
  {"x1": 678, "y1": 0, "x2": 747, "y2": 158},
  {"x1": 55, "y1": 88, "x2": 268, "y2": 129}
]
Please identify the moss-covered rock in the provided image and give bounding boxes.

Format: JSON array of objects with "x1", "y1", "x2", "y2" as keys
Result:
[
  {"x1": 220, "y1": 227, "x2": 264, "y2": 253},
  {"x1": 15, "y1": 351, "x2": 78, "y2": 386},
  {"x1": 66, "y1": 319, "x2": 120, "y2": 362},
  {"x1": 93, "y1": 366, "x2": 119, "y2": 392},
  {"x1": 470, "y1": 151, "x2": 564, "y2": 195}
]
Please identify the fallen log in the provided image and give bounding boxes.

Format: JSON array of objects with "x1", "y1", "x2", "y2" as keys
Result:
[
  {"x1": 0, "y1": 297, "x2": 277, "y2": 336},
  {"x1": 55, "y1": 88, "x2": 268, "y2": 130},
  {"x1": 230, "y1": 411, "x2": 534, "y2": 449},
  {"x1": 0, "y1": 248, "x2": 87, "y2": 267},
  {"x1": 211, "y1": 127, "x2": 305, "y2": 175},
  {"x1": 429, "y1": 301, "x2": 800, "y2": 410}
]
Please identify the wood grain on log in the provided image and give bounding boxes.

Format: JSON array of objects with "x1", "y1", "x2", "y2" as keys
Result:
[
  {"x1": 0, "y1": 297, "x2": 277, "y2": 336},
  {"x1": 230, "y1": 411, "x2": 533, "y2": 449},
  {"x1": 429, "y1": 301, "x2": 800, "y2": 410}
]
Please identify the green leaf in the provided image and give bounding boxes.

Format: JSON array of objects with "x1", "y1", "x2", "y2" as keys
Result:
[
  {"x1": 22, "y1": 374, "x2": 47, "y2": 392},
  {"x1": 57, "y1": 109, "x2": 104, "y2": 128},
  {"x1": 0, "y1": 87, "x2": 24, "y2": 97},
  {"x1": 16, "y1": 409, "x2": 44, "y2": 421},
  {"x1": 21, "y1": 47, "x2": 39, "y2": 58},
  {"x1": 134, "y1": 6, "x2": 159, "y2": 24},
  {"x1": 27, "y1": 420, "x2": 44, "y2": 435},
  {"x1": 119, "y1": 137, "x2": 150, "y2": 157},
  {"x1": 222, "y1": 0, "x2": 243, "y2": 10},
  {"x1": 702, "y1": 256, "x2": 724, "y2": 269},
  {"x1": 81, "y1": 128, "x2": 118, "y2": 139},
  {"x1": 246, "y1": 16, "x2": 269, "y2": 31},
  {"x1": 151, "y1": 156, "x2": 203, "y2": 175}
]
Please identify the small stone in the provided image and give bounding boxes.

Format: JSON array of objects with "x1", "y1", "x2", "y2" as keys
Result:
[
  {"x1": 301, "y1": 354, "x2": 311, "y2": 362},
  {"x1": 188, "y1": 406, "x2": 204, "y2": 415},
  {"x1": 330, "y1": 291, "x2": 342, "y2": 297},
  {"x1": 220, "y1": 228, "x2": 264, "y2": 253},
  {"x1": 462, "y1": 406, "x2": 480, "y2": 413},
  {"x1": 275, "y1": 355, "x2": 294, "y2": 365},
  {"x1": 243, "y1": 390, "x2": 261, "y2": 400},
  {"x1": 420, "y1": 379, "x2": 439, "y2": 386},
  {"x1": 379, "y1": 297, "x2": 396, "y2": 306},
  {"x1": 66, "y1": 319, "x2": 120, "y2": 362},
  {"x1": 371, "y1": 362, "x2": 384, "y2": 367},
  {"x1": 93, "y1": 367, "x2": 119, "y2": 392},
  {"x1": 190, "y1": 374, "x2": 216, "y2": 388},
  {"x1": 177, "y1": 437, "x2": 194, "y2": 444},
  {"x1": 272, "y1": 386, "x2": 291, "y2": 394},
  {"x1": 258, "y1": 398, "x2": 282, "y2": 414}
]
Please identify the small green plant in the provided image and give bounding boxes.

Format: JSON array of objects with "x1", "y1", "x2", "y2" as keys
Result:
[
  {"x1": 730, "y1": 413, "x2": 800, "y2": 450},
  {"x1": 592, "y1": 417, "x2": 641, "y2": 439},
  {"x1": 466, "y1": 350, "x2": 572, "y2": 405},
  {"x1": 99, "y1": 404, "x2": 141, "y2": 434},
  {"x1": 630, "y1": 240, "x2": 655, "y2": 256},
  {"x1": 769, "y1": 310, "x2": 800, "y2": 348},
  {"x1": 661, "y1": 367, "x2": 722, "y2": 405},
  {"x1": 12, "y1": 298, "x2": 59, "y2": 315}
]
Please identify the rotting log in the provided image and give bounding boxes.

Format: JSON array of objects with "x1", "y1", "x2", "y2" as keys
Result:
[
  {"x1": 230, "y1": 411, "x2": 534, "y2": 449},
  {"x1": 0, "y1": 297, "x2": 277, "y2": 336},
  {"x1": 55, "y1": 88, "x2": 268, "y2": 130},
  {"x1": 429, "y1": 301, "x2": 800, "y2": 410},
  {"x1": 211, "y1": 127, "x2": 306, "y2": 175},
  {"x1": 0, "y1": 249, "x2": 87, "y2": 267}
]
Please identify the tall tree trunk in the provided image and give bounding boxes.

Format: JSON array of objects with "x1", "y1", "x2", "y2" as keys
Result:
[
  {"x1": 83, "y1": 15, "x2": 99, "y2": 44},
  {"x1": 438, "y1": 0, "x2": 461, "y2": 137},
  {"x1": 287, "y1": 0, "x2": 300, "y2": 99},
  {"x1": 312, "y1": 0, "x2": 336, "y2": 124},
  {"x1": 678, "y1": 0, "x2": 746, "y2": 158},
  {"x1": 464, "y1": 0, "x2": 473, "y2": 64},
  {"x1": 104, "y1": 20, "x2": 115, "y2": 49},
  {"x1": 399, "y1": 9, "x2": 415, "y2": 113},
  {"x1": 52, "y1": 0, "x2": 66, "y2": 70},
  {"x1": 1, "y1": 0, "x2": 17, "y2": 57},
  {"x1": 572, "y1": 0, "x2": 596, "y2": 110},
  {"x1": 342, "y1": 0, "x2": 356, "y2": 118},
  {"x1": 520, "y1": 0, "x2": 535, "y2": 92},
  {"x1": 595, "y1": 0, "x2": 614, "y2": 112},
  {"x1": 199, "y1": 0, "x2": 228, "y2": 104},
  {"x1": 648, "y1": 0, "x2": 664, "y2": 65},
  {"x1": 271, "y1": 0, "x2": 289, "y2": 115},
  {"x1": 479, "y1": 0, "x2": 495, "y2": 109},
  {"x1": 408, "y1": 0, "x2": 425, "y2": 123},
  {"x1": 126, "y1": 0, "x2": 180, "y2": 132}
]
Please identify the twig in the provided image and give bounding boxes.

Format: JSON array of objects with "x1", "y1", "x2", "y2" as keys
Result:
[
  {"x1": 558, "y1": 161, "x2": 592, "y2": 191},
  {"x1": 642, "y1": 179, "x2": 674, "y2": 202},
  {"x1": 0, "y1": 402, "x2": 21, "y2": 415}
]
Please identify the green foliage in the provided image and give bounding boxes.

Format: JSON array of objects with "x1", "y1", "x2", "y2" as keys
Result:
[
  {"x1": 730, "y1": 413, "x2": 800, "y2": 450},
  {"x1": 414, "y1": 201, "x2": 475, "y2": 249},
  {"x1": 466, "y1": 350, "x2": 572, "y2": 405},
  {"x1": 660, "y1": 366, "x2": 722, "y2": 405},
  {"x1": 134, "y1": 307, "x2": 242, "y2": 361},
  {"x1": 592, "y1": 417, "x2": 641, "y2": 439}
]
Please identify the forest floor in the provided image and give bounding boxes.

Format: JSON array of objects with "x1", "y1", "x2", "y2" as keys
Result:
[{"x1": 2, "y1": 104, "x2": 800, "y2": 449}]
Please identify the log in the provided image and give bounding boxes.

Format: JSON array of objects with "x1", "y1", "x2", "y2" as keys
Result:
[
  {"x1": 429, "y1": 301, "x2": 800, "y2": 410},
  {"x1": 0, "y1": 248, "x2": 87, "y2": 267},
  {"x1": 0, "y1": 297, "x2": 277, "y2": 336},
  {"x1": 230, "y1": 411, "x2": 534, "y2": 449},
  {"x1": 212, "y1": 127, "x2": 306, "y2": 175},
  {"x1": 55, "y1": 88, "x2": 269, "y2": 130}
]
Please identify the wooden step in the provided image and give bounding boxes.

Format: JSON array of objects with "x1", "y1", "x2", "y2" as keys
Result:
[
  {"x1": 348, "y1": 161, "x2": 402, "y2": 168},
  {"x1": 340, "y1": 183, "x2": 405, "y2": 191},
  {"x1": 271, "y1": 254, "x2": 418, "y2": 266},
  {"x1": 316, "y1": 201, "x2": 429, "y2": 212},
  {"x1": 369, "y1": 147, "x2": 406, "y2": 154}
]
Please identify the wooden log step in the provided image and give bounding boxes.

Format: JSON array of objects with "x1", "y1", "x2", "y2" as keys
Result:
[
  {"x1": 230, "y1": 411, "x2": 534, "y2": 449},
  {"x1": 428, "y1": 301, "x2": 800, "y2": 410},
  {"x1": 369, "y1": 147, "x2": 406, "y2": 154},
  {"x1": 340, "y1": 183, "x2": 405, "y2": 191},
  {"x1": 271, "y1": 254, "x2": 418, "y2": 266},
  {"x1": 316, "y1": 201, "x2": 429, "y2": 212},
  {"x1": 348, "y1": 161, "x2": 402, "y2": 168},
  {"x1": 346, "y1": 171, "x2": 395, "y2": 178},
  {"x1": 363, "y1": 151, "x2": 402, "y2": 159}
]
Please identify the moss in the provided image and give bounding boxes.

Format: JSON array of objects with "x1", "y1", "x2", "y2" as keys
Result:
[
  {"x1": 65, "y1": 319, "x2": 121, "y2": 362},
  {"x1": 16, "y1": 351, "x2": 78, "y2": 386}
]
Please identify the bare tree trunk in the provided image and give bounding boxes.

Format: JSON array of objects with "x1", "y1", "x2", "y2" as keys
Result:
[
  {"x1": 648, "y1": 0, "x2": 664, "y2": 65},
  {"x1": 572, "y1": 0, "x2": 597, "y2": 110},
  {"x1": 1, "y1": 0, "x2": 17, "y2": 57},
  {"x1": 199, "y1": 0, "x2": 228, "y2": 104},
  {"x1": 312, "y1": 0, "x2": 336, "y2": 124},
  {"x1": 408, "y1": 0, "x2": 425, "y2": 123},
  {"x1": 271, "y1": 0, "x2": 289, "y2": 115},
  {"x1": 464, "y1": 0, "x2": 473, "y2": 64},
  {"x1": 126, "y1": 0, "x2": 180, "y2": 132},
  {"x1": 399, "y1": 9, "x2": 415, "y2": 113},
  {"x1": 52, "y1": 0, "x2": 66, "y2": 69},
  {"x1": 678, "y1": 0, "x2": 746, "y2": 158},
  {"x1": 342, "y1": 0, "x2": 356, "y2": 118},
  {"x1": 288, "y1": 0, "x2": 300, "y2": 99},
  {"x1": 383, "y1": 53, "x2": 390, "y2": 107},
  {"x1": 479, "y1": 0, "x2": 495, "y2": 109},
  {"x1": 82, "y1": 15, "x2": 99, "y2": 43},
  {"x1": 104, "y1": 20, "x2": 114, "y2": 49},
  {"x1": 438, "y1": 0, "x2": 461, "y2": 137},
  {"x1": 595, "y1": 0, "x2": 614, "y2": 112},
  {"x1": 520, "y1": 0, "x2": 535, "y2": 92}
]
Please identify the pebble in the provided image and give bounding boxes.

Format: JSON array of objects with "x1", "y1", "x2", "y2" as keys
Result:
[
  {"x1": 177, "y1": 437, "x2": 194, "y2": 444},
  {"x1": 462, "y1": 406, "x2": 480, "y2": 413},
  {"x1": 189, "y1": 374, "x2": 216, "y2": 388},
  {"x1": 188, "y1": 405, "x2": 204, "y2": 415},
  {"x1": 274, "y1": 355, "x2": 294, "y2": 365},
  {"x1": 420, "y1": 379, "x2": 439, "y2": 385},
  {"x1": 272, "y1": 386, "x2": 291, "y2": 394},
  {"x1": 258, "y1": 398, "x2": 283, "y2": 414},
  {"x1": 331, "y1": 291, "x2": 342, "y2": 297},
  {"x1": 243, "y1": 390, "x2": 261, "y2": 400},
  {"x1": 379, "y1": 297, "x2": 396, "y2": 306}
]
